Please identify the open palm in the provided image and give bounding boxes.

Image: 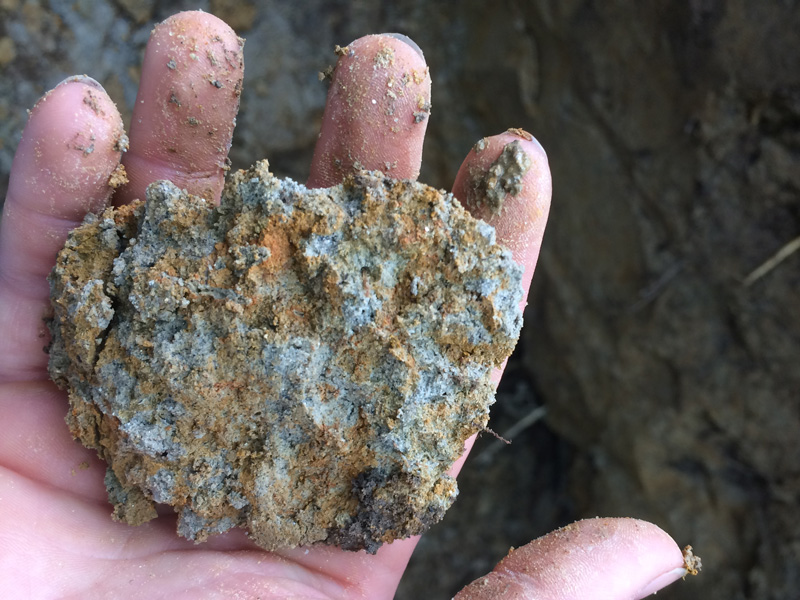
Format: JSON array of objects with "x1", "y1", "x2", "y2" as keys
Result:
[{"x1": 0, "y1": 12, "x2": 689, "y2": 600}]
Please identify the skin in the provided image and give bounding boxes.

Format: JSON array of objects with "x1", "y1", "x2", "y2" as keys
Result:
[{"x1": 0, "y1": 11, "x2": 690, "y2": 600}]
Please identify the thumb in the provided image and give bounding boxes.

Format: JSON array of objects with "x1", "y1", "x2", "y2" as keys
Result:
[{"x1": 454, "y1": 518, "x2": 698, "y2": 600}]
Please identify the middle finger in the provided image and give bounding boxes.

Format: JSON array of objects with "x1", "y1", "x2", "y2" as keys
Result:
[{"x1": 307, "y1": 34, "x2": 431, "y2": 188}]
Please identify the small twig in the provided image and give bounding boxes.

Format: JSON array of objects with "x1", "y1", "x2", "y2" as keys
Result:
[
  {"x1": 482, "y1": 427, "x2": 511, "y2": 444},
  {"x1": 627, "y1": 261, "x2": 684, "y2": 313},
  {"x1": 743, "y1": 235, "x2": 800, "y2": 287},
  {"x1": 475, "y1": 406, "x2": 546, "y2": 466}
]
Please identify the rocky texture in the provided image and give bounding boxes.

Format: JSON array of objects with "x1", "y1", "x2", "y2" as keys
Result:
[
  {"x1": 48, "y1": 161, "x2": 523, "y2": 553},
  {"x1": 3, "y1": 1, "x2": 798, "y2": 597}
]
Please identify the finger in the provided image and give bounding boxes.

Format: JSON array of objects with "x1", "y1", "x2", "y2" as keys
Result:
[
  {"x1": 0, "y1": 77, "x2": 125, "y2": 381},
  {"x1": 455, "y1": 518, "x2": 692, "y2": 600},
  {"x1": 453, "y1": 129, "x2": 552, "y2": 298},
  {"x1": 114, "y1": 11, "x2": 244, "y2": 205},
  {"x1": 307, "y1": 33, "x2": 431, "y2": 188},
  {"x1": 437, "y1": 131, "x2": 552, "y2": 480}
]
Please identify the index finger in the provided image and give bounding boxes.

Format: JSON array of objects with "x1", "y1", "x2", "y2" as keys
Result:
[{"x1": 114, "y1": 11, "x2": 244, "y2": 206}]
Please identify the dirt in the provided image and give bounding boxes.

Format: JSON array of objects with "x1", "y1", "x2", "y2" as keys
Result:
[
  {"x1": 1, "y1": 1, "x2": 798, "y2": 599},
  {"x1": 107, "y1": 163, "x2": 128, "y2": 189},
  {"x1": 467, "y1": 139, "x2": 532, "y2": 216},
  {"x1": 683, "y1": 545, "x2": 702, "y2": 577},
  {"x1": 473, "y1": 137, "x2": 488, "y2": 153},
  {"x1": 373, "y1": 45, "x2": 395, "y2": 69},
  {"x1": 48, "y1": 163, "x2": 523, "y2": 554}
]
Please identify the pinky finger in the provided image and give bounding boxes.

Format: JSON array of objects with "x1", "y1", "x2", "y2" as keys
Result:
[{"x1": 454, "y1": 518, "x2": 693, "y2": 600}]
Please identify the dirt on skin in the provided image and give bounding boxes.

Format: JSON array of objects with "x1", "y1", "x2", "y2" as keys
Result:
[
  {"x1": 472, "y1": 137, "x2": 489, "y2": 154},
  {"x1": 117, "y1": 15, "x2": 244, "y2": 204},
  {"x1": 373, "y1": 45, "x2": 395, "y2": 69},
  {"x1": 466, "y1": 139, "x2": 532, "y2": 216}
]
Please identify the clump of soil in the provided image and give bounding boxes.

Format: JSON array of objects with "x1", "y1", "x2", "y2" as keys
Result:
[
  {"x1": 467, "y1": 139, "x2": 532, "y2": 216},
  {"x1": 48, "y1": 161, "x2": 523, "y2": 553}
]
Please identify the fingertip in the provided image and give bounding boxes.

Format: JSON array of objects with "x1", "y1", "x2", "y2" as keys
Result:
[
  {"x1": 455, "y1": 518, "x2": 692, "y2": 600},
  {"x1": 308, "y1": 33, "x2": 431, "y2": 188},
  {"x1": 454, "y1": 129, "x2": 551, "y2": 233},
  {"x1": 502, "y1": 518, "x2": 686, "y2": 573},
  {"x1": 9, "y1": 77, "x2": 125, "y2": 220},
  {"x1": 453, "y1": 130, "x2": 552, "y2": 295},
  {"x1": 117, "y1": 10, "x2": 244, "y2": 205}
]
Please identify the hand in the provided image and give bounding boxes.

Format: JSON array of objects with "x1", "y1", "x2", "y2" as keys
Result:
[{"x1": 0, "y1": 11, "x2": 689, "y2": 599}]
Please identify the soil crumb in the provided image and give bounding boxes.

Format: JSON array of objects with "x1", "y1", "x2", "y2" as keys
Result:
[
  {"x1": 683, "y1": 545, "x2": 702, "y2": 576},
  {"x1": 473, "y1": 137, "x2": 488, "y2": 154},
  {"x1": 113, "y1": 133, "x2": 129, "y2": 153},
  {"x1": 374, "y1": 45, "x2": 395, "y2": 69},
  {"x1": 107, "y1": 163, "x2": 128, "y2": 189},
  {"x1": 506, "y1": 127, "x2": 533, "y2": 141}
]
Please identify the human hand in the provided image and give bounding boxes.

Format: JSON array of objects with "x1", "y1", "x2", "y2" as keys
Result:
[{"x1": 0, "y1": 11, "x2": 690, "y2": 599}]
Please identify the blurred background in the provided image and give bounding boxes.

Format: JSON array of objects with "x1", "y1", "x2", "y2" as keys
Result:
[{"x1": 2, "y1": 1, "x2": 798, "y2": 598}]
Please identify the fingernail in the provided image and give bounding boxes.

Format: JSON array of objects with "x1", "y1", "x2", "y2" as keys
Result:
[
  {"x1": 527, "y1": 134, "x2": 547, "y2": 159},
  {"x1": 382, "y1": 33, "x2": 425, "y2": 59},
  {"x1": 506, "y1": 128, "x2": 547, "y2": 159},
  {"x1": 32, "y1": 75, "x2": 106, "y2": 114},
  {"x1": 636, "y1": 567, "x2": 687, "y2": 598},
  {"x1": 55, "y1": 74, "x2": 106, "y2": 92}
]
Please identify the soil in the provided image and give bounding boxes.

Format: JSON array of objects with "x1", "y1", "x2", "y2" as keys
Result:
[
  {"x1": 1, "y1": 1, "x2": 798, "y2": 599},
  {"x1": 466, "y1": 139, "x2": 532, "y2": 216},
  {"x1": 48, "y1": 164, "x2": 523, "y2": 555}
]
